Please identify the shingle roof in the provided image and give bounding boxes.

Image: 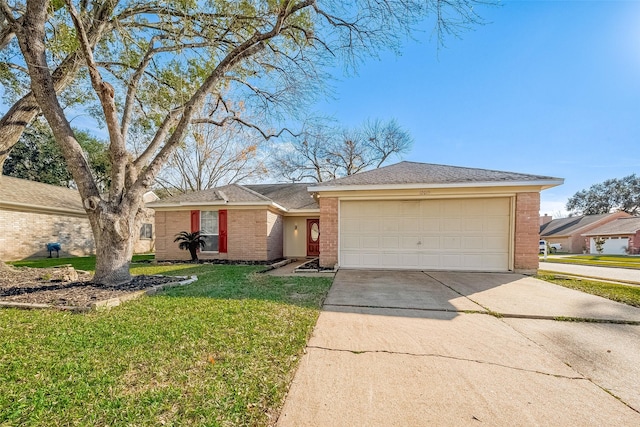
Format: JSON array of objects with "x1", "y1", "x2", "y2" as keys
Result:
[
  {"x1": 245, "y1": 184, "x2": 318, "y2": 210},
  {"x1": 314, "y1": 161, "x2": 561, "y2": 187},
  {"x1": 582, "y1": 217, "x2": 640, "y2": 236},
  {"x1": 149, "y1": 183, "x2": 318, "y2": 211},
  {"x1": 0, "y1": 175, "x2": 85, "y2": 213},
  {"x1": 540, "y1": 213, "x2": 631, "y2": 237}
]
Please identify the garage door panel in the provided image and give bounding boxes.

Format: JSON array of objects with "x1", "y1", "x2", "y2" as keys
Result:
[
  {"x1": 484, "y1": 217, "x2": 509, "y2": 233},
  {"x1": 464, "y1": 218, "x2": 483, "y2": 232},
  {"x1": 485, "y1": 236, "x2": 508, "y2": 250},
  {"x1": 442, "y1": 236, "x2": 461, "y2": 249},
  {"x1": 462, "y1": 236, "x2": 483, "y2": 250},
  {"x1": 400, "y1": 201, "x2": 420, "y2": 215},
  {"x1": 484, "y1": 198, "x2": 510, "y2": 215},
  {"x1": 421, "y1": 236, "x2": 440, "y2": 250},
  {"x1": 442, "y1": 200, "x2": 463, "y2": 215},
  {"x1": 340, "y1": 198, "x2": 510, "y2": 271},
  {"x1": 381, "y1": 218, "x2": 398, "y2": 232},
  {"x1": 341, "y1": 235, "x2": 361, "y2": 250},
  {"x1": 342, "y1": 218, "x2": 361, "y2": 232},
  {"x1": 462, "y1": 254, "x2": 484, "y2": 269},
  {"x1": 421, "y1": 218, "x2": 440, "y2": 232},
  {"x1": 400, "y1": 236, "x2": 421, "y2": 250},
  {"x1": 442, "y1": 218, "x2": 462, "y2": 232},
  {"x1": 361, "y1": 236, "x2": 380, "y2": 249},
  {"x1": 421, "y1": 201, "x2": 441, "y2": 217},
  {"x1": 482, "y1": 254, "x2": 509, "y2": 270},
  {"x1": 399, "y1": 218, "x2": 419, "y2": 232},
  {"x1": 381, "y1": 236, "x2": 399, "y2": 248},
  {"x1": 360, "y1": 219, "x2": 380, "y2": 233}
]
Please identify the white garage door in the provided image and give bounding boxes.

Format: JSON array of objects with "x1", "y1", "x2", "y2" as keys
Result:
[
  {"x1": 340, "y1": 198, "x2": 511, "y2": 271},
  {"x1": 589, "y1": 237, "x2": 629, "y2": 255}
]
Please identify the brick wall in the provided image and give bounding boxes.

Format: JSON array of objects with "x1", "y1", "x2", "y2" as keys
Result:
[
  {"x1": 631, "y1": 231, "x2": 640, "y2": 254},
  {"x1": 266, "y1": 211, "x2": 283, "y2": 260},
  {"x1": 514, "y1": 192, "x2": 540, "y2": 273},
  {"x1": 319, "y1": 197, "x2": 338, "y2": 268},
  {"x1": 155, "y1": 208, "x2": 282, "y2": 261},
  {"x1": 226, "y1": 209, "x2": 267, "y2": 260},
  {"x1": 0, "y1": 208, "x2": 95, "y2": 260},
  {"x1": 154, "y1": 210, "x2": 191, "y2": 260}
]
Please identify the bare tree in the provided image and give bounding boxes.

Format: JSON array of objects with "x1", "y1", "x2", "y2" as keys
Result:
[
  {"x1": 156, "y1": 118, "x2": 267, "y2": 196},
  {"x1": 1, "y1": 0, "x2": 489, "y2": 284},
  {"x1": 273, "y1": 118, "x2": 413, "y2": 182}
]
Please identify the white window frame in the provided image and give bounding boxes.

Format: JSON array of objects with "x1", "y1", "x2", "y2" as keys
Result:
[{"x1": 200, "y1": 210, "x2": 219, "y2": 252}]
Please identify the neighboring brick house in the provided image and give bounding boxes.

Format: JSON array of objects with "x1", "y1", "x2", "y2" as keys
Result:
[
  {"x1": 151, "y1": 161, "x2": 562, "y2": 274},
  {"x1": 582, "y1": 217, "x2": 640, "y2": 255},
  {"x1": 0, "y1": 175, "x2": 156, "y2": 260},
  {"x1": 539, "y1": 212, "x2": 631, "y2": 253}
]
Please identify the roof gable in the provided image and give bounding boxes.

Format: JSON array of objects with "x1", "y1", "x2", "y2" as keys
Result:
[{"x1": 312, "y1": 161, "x2": 562, "y2": 188}]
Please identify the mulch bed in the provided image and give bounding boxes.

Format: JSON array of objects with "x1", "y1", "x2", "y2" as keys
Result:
[{"x1": 0, "y1": 266, "x2": 178, "y2": 308}]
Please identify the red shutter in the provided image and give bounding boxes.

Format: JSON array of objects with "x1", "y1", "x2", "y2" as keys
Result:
[
  {"x1": 190, "y1": 210, "x2": 200, "y2": 233},
  {"x1": 219, "y1": 210, "x2": 228, "y2": 253}
]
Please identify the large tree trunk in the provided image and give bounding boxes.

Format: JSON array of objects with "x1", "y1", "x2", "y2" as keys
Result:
[{"x1": 88, "y1": 204, "x2": 140, "y2": 285}]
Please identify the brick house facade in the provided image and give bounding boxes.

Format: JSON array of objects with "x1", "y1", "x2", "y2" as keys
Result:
[{"x1": 151, "y1": 162, "x2": 562, "y2": 273}]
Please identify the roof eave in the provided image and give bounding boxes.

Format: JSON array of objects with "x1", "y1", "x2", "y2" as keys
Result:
[
  {"x1": 147, "y1": 200, "x2": 289, "y2": 211},
  {"x1": 308, "y1": 179, "x2": 564, "y2": 193},
  {"x1": 0, "y1": 201, "x2": 86, "y2": 217}
]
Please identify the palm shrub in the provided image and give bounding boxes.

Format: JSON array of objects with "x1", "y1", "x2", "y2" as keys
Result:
[{"x1": 174, "y1": 231, "x2": 206, "y2": 261}]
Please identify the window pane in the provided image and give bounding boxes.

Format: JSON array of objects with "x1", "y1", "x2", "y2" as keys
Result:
[
  {"x1": 200, "y1": 211, "x2": 218, "y2": 234},
  {"x1": 201, "y1": 235, "x2": 219, "y2": 252},
  {"x1": 140, "y1": 223, "x2": 152, "y2": 239}
]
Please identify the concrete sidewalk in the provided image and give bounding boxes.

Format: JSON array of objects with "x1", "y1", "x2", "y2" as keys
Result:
[
  {"x1": 539, "y1": 261, "x2": 640, "y2": 285},
  {"x1": 277, "y1": 270, "x2": 640, "y2": 426}
]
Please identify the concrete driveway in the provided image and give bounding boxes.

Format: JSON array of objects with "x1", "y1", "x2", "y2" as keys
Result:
[{"x1": 277, "y1": 270, "x2": 640, "y2": 426}]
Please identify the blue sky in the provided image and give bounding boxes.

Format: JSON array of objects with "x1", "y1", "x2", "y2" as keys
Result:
[
  {"x1": 2, "y1": 1, "x2": 638, "y2": 217},
  {"x1": 314, "y1": 0, "x2": 640, "y2": 217}
]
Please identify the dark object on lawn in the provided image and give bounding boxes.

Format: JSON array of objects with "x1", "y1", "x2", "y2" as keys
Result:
[
  {"x1": 174, "y1": 231, "x2": 206, "y2": 262},
  {"x1": 46, "y1": 242, "x2": 61, "y2": 258}
]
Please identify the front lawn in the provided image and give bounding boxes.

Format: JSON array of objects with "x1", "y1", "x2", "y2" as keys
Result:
[
  {"x1": 0, "y1": 260, "x2": 333, "y2": 426},
  {"x1": 537, "y1": 271, "x2": 640, "y2": 308},
  {"x1": 540, "y1": 254, "x2": 640, "y2": 269}
]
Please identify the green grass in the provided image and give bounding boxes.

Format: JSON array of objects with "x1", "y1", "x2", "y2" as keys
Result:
[
  {"x1": 537, "y1": 271, "x2": 640, "y2": 308},
  {"x1": 540, "y1": 254, "x2": 640, "y2": 269},
  {"x1": 0, "y1": 262, "x2": 333, "y2": 426}
]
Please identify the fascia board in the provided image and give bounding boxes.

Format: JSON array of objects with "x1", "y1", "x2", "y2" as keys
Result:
[{"x1": 308, "y1": 179, "x2": 564, "y2": 193}]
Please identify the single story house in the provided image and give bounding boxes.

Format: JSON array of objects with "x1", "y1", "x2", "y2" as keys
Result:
[
  {"x1": 582, "y1": 217, "x2": 640, "y2": 255},
  {"x1": 539, "y1": 212, "x2": 631, "y2": 253},
  {"x1": 0, "y1": 175, "x2": 157, "y2": 260},
  {"x1": 150, "y1": 161, "x2": 562, "y2": 273}
]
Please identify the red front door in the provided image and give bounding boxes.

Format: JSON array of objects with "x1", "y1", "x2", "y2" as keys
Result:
[{"x1": 306, "y1": 219, "x2": 320, "y2": 257}]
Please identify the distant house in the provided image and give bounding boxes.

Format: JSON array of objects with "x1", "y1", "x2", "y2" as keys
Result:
[
  {"x1": 0, "y1": 176, "x2": 156, "y2": 260},
  {"x1": 150, "y1": 161, "x2": 563, "y2": 273},
  {"x1": 539, "y1": 212, "x2": 631, "y2": 253},
  {"x1": 582, "y1": 217, "x2": 640, "y2": 255}
]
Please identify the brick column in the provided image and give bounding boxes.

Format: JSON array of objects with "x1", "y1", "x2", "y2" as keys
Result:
[
  {"x1": 319, "y1": 197, "x2": 338, "y2": 268},
  {"x1": 514, "y1": 192, "x2": 540, "y2": 273}
]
